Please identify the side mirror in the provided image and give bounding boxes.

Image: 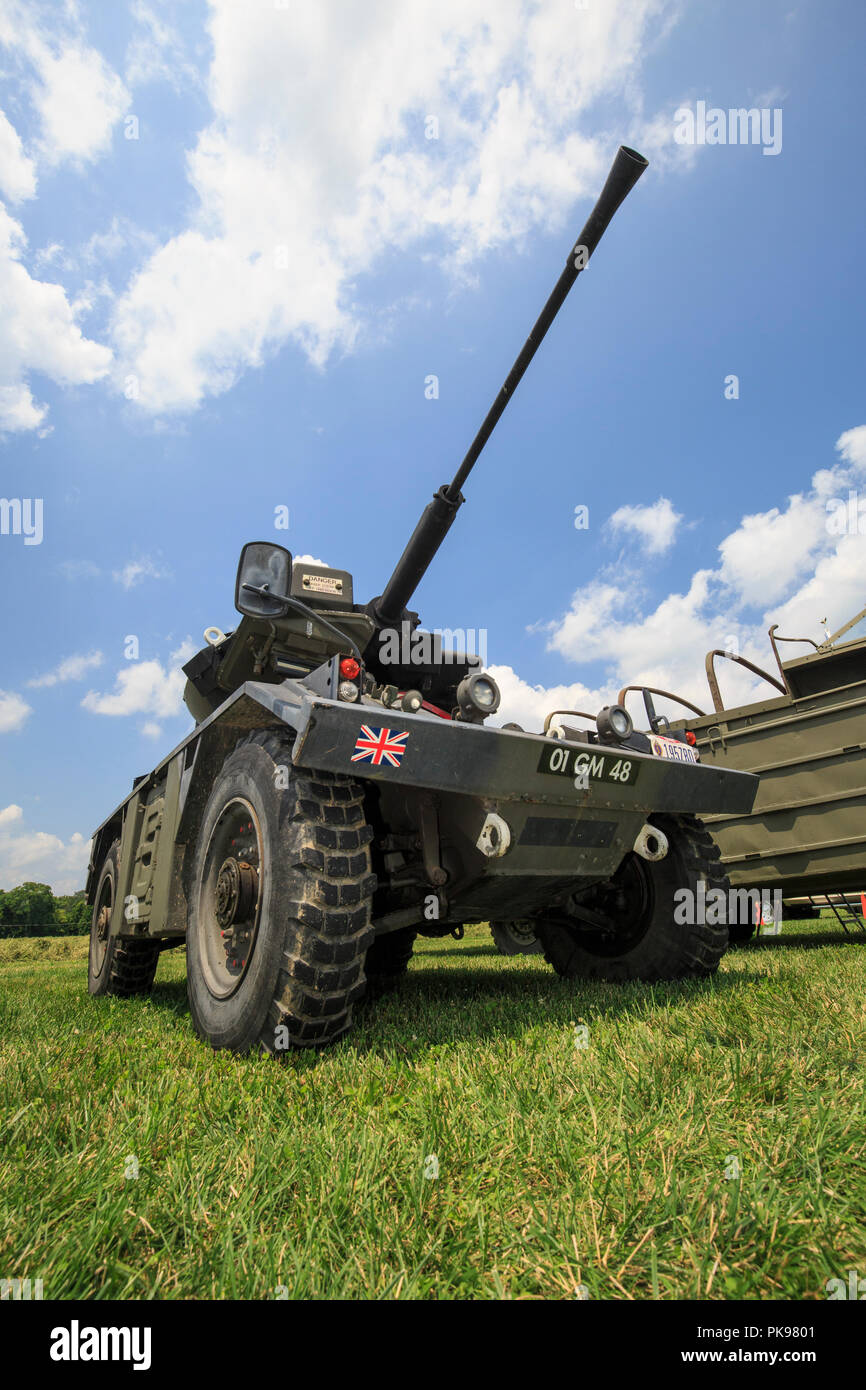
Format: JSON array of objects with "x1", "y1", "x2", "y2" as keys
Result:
[{"x1": 234, "y1": 542, "x2": 293, "y2": 619}]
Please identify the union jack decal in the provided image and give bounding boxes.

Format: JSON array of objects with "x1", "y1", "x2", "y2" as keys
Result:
[{"x1": 350, "y1": 725, "x2": 409, "y2": 768}]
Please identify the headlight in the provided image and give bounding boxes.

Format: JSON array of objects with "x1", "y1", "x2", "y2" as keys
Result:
[
  {"x1": 596, "y1": 704, "x2": 633, "y2": 743},
  {"x1": 456, "y1": 672, "x2": 501, "y2": 722}
]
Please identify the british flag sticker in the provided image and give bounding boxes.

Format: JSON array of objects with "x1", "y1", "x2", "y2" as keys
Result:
[{"x1": 351, "y1": 725, "x2": 409, "y2": 768}]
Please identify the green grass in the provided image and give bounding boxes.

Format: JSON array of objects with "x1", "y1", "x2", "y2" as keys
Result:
[{"x1": 1, "y1": 920, "x2": 864, "y2": 1300}]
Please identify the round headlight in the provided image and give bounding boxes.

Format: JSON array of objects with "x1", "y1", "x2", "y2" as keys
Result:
[
  {"x1": 596, "y1": 704, "x2": 633, "y2": 743},
  {"x1": 456, "y1": 671, "x2": 501, "y2": 722}
]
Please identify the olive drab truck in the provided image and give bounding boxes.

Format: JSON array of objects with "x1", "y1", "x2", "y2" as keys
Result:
[
  {"x1": 87, "y1": 147, "x2": 759, "y2": 1054},
  {"x1": 617, "y1": 608, "x2": 866, "y2": 940}
]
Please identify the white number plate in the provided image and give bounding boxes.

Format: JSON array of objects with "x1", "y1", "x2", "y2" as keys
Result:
[{"x1": 649, "y1": 734, "x2": 699, "y2": 764}]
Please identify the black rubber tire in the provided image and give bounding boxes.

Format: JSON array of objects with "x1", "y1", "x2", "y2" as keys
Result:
[
  {"x1": 364, "y1": 926, "x2": 416, "y2": 979},
  {"x1": 536, "y1": 814, "x2": 730, "y2": 982},
  {"x1": 186, "y1": 729, "x2": 376, "y2": 1053},
  {"x1": 88, "y1": 840, "x2": 160, "y2": 997}
]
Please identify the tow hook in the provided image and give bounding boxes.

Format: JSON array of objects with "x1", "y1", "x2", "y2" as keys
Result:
[
  {"x1": 633, "y1": 823, "x2": 669, "y2": 862},
  {"x1": 476, "y1": 812, "x2": 512, "y2": 858}
]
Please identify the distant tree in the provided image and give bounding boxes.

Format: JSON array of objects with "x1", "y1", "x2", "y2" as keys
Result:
[
  {"x1": 3, "y1": 882, "x2": 56, "y2": 928},
  {"x1": 55, "y1": 890, "x2": 89, "y2": 927}
]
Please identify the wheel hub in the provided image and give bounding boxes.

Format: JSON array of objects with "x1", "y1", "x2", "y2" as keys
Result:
[
  {"x1": 215, "y1": 856, "x2": 259, "y2": 930},
  {"x1": 96, "y1": 904, "x2": 111, "y2": 942}
]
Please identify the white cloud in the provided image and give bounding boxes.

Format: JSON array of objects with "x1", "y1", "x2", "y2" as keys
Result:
[
  {"x1": 0, "y1": 203, "x2": 112, "y2": 432},
  {"x1": 294, "y1": 554, "x2": 328, "y2": 567},
  {"x1": 0, "y1": 804, "x2": 89, "y2": 893},
  {"x1": 140, "y1": 720, "x2": 163, "y2": 739},
  {"x1": 0, "y1": 1, "x2": 129, "y2": 168},
  {"x1": 81, "y1": 639, "x2": 197, "y2": 722},
  {"x1": 836, "y1": 425, "x2": 866, "y2": 473},
  {"x1": 526, "y1": 427, "x2": 866, "y2": 722},
  {"x1": 110, "y1": 0, "x2": 674, "y2": 413},
  {"x1": 489, "y1": 665, "x2": 609, "y2": 732},
  {"x1": 0, "y1": 107, "x2": 36, "y2": 201},
  {"x1": 27, "y1": 650, "x2": 104, "y2": 688},
  {"x1": 112, "y1": 556, "x2": 170, "y2": 589},
  {"x1": 0, "y1": 690, "x2": 32, "y2": 732},
  {"x1": 716, "y1": 487, "x2": 830, "y2": 608},
  {"x1": 607, "y1": 496, "x2": 683, "y2": 555}
]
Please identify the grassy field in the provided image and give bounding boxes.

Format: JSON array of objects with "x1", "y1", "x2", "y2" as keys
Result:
[{"x1": 1, "y1": 920, "x2": 864, "y2": 1300}]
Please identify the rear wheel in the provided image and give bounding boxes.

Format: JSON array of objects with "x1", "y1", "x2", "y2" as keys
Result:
[
  {"x1": 186, "y1": 729, "x2": 376, "y2": 1053},
  {"x1": 490, "y1": 920, "x2": 543, "y2": 956},
  {"x1": 88, "y1": 840, "x2": 160, "y2": 996},
  {"x1": 535, "y1": 815, "x2": 729, "y2": 981},
  {"x1": 364, "y1": 926, "x2": 416, "y2": 979}
]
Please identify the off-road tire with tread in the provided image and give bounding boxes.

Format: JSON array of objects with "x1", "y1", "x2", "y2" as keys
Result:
[
  {"x1": 536, "y1": 814, "x2": 730, "y2": 981},
  {"x1": 186, "y1": 729, "x2": 376, "y2": 1053},
  {"x1": 88, "y1": 840, "x2": 160, "y2": 996}
]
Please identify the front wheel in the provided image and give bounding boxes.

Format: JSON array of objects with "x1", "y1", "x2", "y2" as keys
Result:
[
  {"x1": 186, "y1": 730, "x2": 376, "y2": 1053},
  {"x1": 535, "y1": 815, "x2": 729, "y2": 982}
]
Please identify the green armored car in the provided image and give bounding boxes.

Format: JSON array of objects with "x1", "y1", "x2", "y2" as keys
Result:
[{"x1": 87, "y1": 148, "x2": 759, "y2": 1053}]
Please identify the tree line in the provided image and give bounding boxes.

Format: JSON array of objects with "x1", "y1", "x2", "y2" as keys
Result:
[{"x1": 0, "y1": 881, "x2": 91, "y2": 937}]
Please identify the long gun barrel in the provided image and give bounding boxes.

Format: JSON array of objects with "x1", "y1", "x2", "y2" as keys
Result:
[{"x1": 369, "y1": 144, "x2": 648, "y2": 630}]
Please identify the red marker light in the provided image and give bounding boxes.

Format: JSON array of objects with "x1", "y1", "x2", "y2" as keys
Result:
[
  {"x1": 340, "y1": 657, "x2": 360, "y2": 680},
  {"x1": 685, "y1": 730, "x2": 697, "y2": 746}
]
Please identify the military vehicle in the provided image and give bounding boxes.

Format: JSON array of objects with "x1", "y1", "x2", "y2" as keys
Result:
[
  {"x1": 617, "y1": 606, "x2": 866, "y2": 939},
  {"x1": 87, "y1": 146, "x2": 759, "y2": 1054}
]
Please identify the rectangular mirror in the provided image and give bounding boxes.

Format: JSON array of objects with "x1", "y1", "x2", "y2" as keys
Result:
[{"x1": 234, "y1": 542, "x2": 293, "y2": 619}]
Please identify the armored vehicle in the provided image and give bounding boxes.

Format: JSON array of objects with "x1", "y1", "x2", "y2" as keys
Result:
[
  {"x1": 87, "y1": 147, "x2": 759, "y2": 1053},
  {"x1": 618, "y1": 608, "x2": 866, "y2": 939}
]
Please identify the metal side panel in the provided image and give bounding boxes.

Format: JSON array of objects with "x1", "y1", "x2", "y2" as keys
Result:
[{"x1": 680, "y1": 679, "x2": 866, "y2": 896}]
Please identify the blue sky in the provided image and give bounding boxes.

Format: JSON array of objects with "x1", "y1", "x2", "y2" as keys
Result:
[{"x1": 1, "y1": 0, "x2": 864, "y2": 890}]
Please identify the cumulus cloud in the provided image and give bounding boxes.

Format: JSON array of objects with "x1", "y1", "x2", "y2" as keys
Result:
[
  {"x1": 110, "y1": 0, "x2": 673, "y2": 413},
  {"x1": 0, "y1": 689, "x2": 32, "y2": 732},
  {"x1": 0, "y1": 107, "x2": 37, "y2": 201},
  {"x1": 0, "y1": 803, "x2": 89, "y2": 893},
  {"x1": 607, "y1": 496, "x2": 683, "y2": 556},
  {"x1": 81, "y1": 640, "x2": 197, "y2": 733},
  {"x1": 27, "y1": 651, "x2": 104, "y2": 688},
  {"x1": 0, "y1": 202, "x2": 112, "y2": 431},
  {"x1": 489, "y1": 665, "x2": 610, "y2": 732},
  {"x1": 836, "y1": 425, "x2": 866, "y2": 473},
  {"x1": 0, "y1": 0, "x2": 129, "y2": 168},
  {"x1": 494, "y1": 427, "x2": 866, "y2": 729}
]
